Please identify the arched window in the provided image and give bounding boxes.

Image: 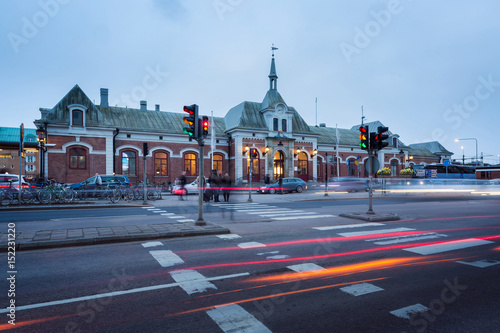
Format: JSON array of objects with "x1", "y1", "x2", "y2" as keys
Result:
[
  {"x1": 184, "y1": 153, "x2": 197, "y2": 176},
  {"x1": 281, "y1": 119, "x2": 287, "y2": 132},
  {"x1": 72, "y1": 109, "x2": 83, "y2": 126},
  {"x1": 154, "y1": 152, "x2": 168, "y2": 176},
  {"x1": 213, "y1": 154, "x2": 223, "y2": 174},
  {"x1": 297, "y1": 152, "x2": 307, "y2": 175},
  {"x1": 391, "y1": 160, "x2": 398, "y2": 176},
  {"x1": 122, "y1": 151, "x2": 136, "y2": 176},
  {"x1": 69, "y1": 147, "x2": 86, "y2": 169},
  {"x1": 347, "y1": 159, "x2": 356, "y2": 176},
  {"x1": 273, "y1": 118, "x2": 278, "y2": 131},
  {"x1": 274, "y1": 150, "x2": 284, "y2": 180}
]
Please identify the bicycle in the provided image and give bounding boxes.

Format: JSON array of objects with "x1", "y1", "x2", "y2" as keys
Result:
[
  {"x1": 1, "y1": 180, "x2": 20, "y2": 206},
  {"x1": 38, "y1": 179, "x2": 75, "y2": 204}
]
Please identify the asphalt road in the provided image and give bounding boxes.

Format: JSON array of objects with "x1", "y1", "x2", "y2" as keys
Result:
[{"x1": 1, "y1": 196, "x2": 499, "y2": 332}]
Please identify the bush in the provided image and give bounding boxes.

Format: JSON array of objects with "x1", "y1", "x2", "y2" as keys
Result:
[
  {"x1": 400, "y1": 168, "x2": 414, "y2": 176},
  {"x1": 377, "y1": 167, "x2": 392, "y2": 176}
]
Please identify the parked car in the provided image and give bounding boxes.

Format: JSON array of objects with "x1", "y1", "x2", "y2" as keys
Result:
[
  {"x1": 327, "y1": 177, "x2": 368, "y2": 192},
  {"x1": 259, "y1": 177, "x2": 307, "y2": 194},
  {"x1": 69, "y1": 174, "x2": 131, "y2": 190},
  {"x1": 0, "y1": 174, "x2": 29, "y2": 191},
  {"x1": 171, "y1": 178, "x2": 208, "y2": 195}
]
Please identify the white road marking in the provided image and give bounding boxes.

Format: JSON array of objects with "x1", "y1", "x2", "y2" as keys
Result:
[
  {"x1": 271, "y1": 214, "x2": 336, "y2": 220},
  {"x1": 217, "y1": 234, "x2": 242, "y2": 240},
  {"x1": 142, "y1": 241, "x2": 163, "y2": 248},
  {"x1": 390, "y1": 304, "x2": 430, "y2": 319},
  {"x1": 238, "y1": 242, "x2": 266, "y2": 249},
  {"x1": 167, "y1": 215, "x2": 186, "y2": 219},
  {"x1": 287, "y1": 263, "x2": 325, "y2": 272},
  {"x1": 456, "y1": 259, "x2": 500, "y2": 268},
  {"x1": 0, "y1": 272, "x2": 250, "y2": 314},
  {"x1": 340, "y1": 283, "x2": 384, "y2": 296},
  {"x1": 238, "y1": 208, "x2": 284, "y2": 213},
  {"x1": 313, "y1": 223, "x2": 385, "y2": 231},
  {"x1": 404, "y1": 238, "x2": 494, "y2": 255},
  {"x1": 267, "y1": 255, "x2": 290, "y2": 260},
  {"x1": 152, "y1": 210, "x2": 167, "y2": 213},
  {"x1": 206, "y1": 304, "x2": 272, "y2": 333},
  {"x1": 257, "y1": 251, "x2": 280, "y2": 256},
  {"x1": 161, "y1": 213, "x2": 175, "y2": 216},
  {"x1": 338, "y1": 227, "x2": 415, "y2": 238},
  {"x1": 147, "y1": 208, "x2": 162, "y2": 211},
  {"x1": 246, "y1": 209, "x2": 295, "y2": 214},
  {"x1": 149, "y1": 250, "x2": 184, "y2": 267},
  {"x1": 258, "y1": 212, "x2": 311, "y2": 217},
  {"x1": 368, "y1": 233, "x2": 448, "y2": 245},
  {"x1": 177, "y1": 219, "x2": 195, "y2": 222},
  {"x1": 169, "y1": 270, "x2": 217, "y2": 295}
]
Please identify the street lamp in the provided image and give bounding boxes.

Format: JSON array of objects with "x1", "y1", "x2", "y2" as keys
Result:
[{"x1": 455, "y1": 138, "x2": 478, "y2": 166}]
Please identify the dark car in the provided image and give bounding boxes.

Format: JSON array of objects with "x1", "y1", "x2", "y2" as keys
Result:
[
  {"x1": 69, "y1": 174, "x2": 131, "y2": 190},
  {"x1": 259, "y1": 177, "x2": 307, "y2": 194},
  {"x1": 327, "y1": 177, "x2": 368, "y2": 192}
]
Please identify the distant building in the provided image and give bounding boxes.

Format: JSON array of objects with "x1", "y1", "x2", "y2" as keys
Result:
[
  {"x1": 33, "y1": 53, "x2": 453, "y2": 184},
  {"x1": 0, "y1": 127, "x2": 39, "y2": 179}
]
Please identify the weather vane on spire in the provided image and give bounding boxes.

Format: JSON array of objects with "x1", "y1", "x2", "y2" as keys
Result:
[{"x1": 271, "y1": 44, "x2": 278, "y2": 57}]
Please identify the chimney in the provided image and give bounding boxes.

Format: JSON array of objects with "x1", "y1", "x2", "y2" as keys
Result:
[
  {"x1": 100, "y1": 88, "x2": 109, "y2": 107},
  {"x1": 319, "y1": 123, "x2": 326, "y2": 127},
  {"x1": 155, "y1": 104, "x2": 160, "y2": 112},
  {"x1": 140, "y1": 100, "x2": 147, "y2": 111}
]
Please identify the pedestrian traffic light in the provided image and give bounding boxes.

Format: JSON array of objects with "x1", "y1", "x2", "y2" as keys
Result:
[
  {"x1": 359, "y1": 126, "x2": 369, "y2": 150},
  {"x1": 376, "y1": 126, "x2": 389, "y2": 150},
  {"x1": 201, "y1": 116, "x2": 209, "y2": 138},
  {"x1": 183, "y1": 104, "x2": 198, "y2": 139},
  {"x1": 143, "y1": 142, "x2": 149, "y2": 156},
  {"x1": 250, "y1": 148, "x2": 258, "y2": 159}
]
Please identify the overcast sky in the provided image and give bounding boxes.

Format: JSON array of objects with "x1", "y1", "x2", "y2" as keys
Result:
[{"x1": 1, "y1": 0, "x2": 499, "y2": 163}]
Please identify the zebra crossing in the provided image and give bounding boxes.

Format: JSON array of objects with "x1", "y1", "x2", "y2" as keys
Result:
[
  {"x1": 213, "y1": 202, "x2": 336, "y2": 220},
  {"x1": 141, "y1": 206, "x2": 195, "y2": 222}
]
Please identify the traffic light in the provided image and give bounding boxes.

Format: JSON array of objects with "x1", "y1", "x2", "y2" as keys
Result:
[
  {"x1": 370, "y1": 132, "x2": 377, "y2": 151},
  {"x1": 201, "y1": 116, "x2": 209, "y2": 138},
  {"x1": 359, "y1": 126, "x2": 369, "y2": 150},
  {"x1": 143, "y1": 142, "x2": 149, "y2": 156},
  {"x1": 250, "y1": 148, "x2": 258, "y2": 159},
  {"x1": 183, "y1": 104, "x2": 198, "y2": 139},
  {"x1": 375, "y1": 126, "x2": 389, "y2": 150}
]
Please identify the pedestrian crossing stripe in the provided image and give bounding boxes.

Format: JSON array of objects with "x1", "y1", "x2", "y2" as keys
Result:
[
  {"x1": 271, "y1": 214, "x2": 336, "y2": 220},
  {"x1": 338, "y1": 227, "x2": 415, "y2": 238},
  {"x1": 313, "y1": 223, "x2": 385, "y2": 231},
  {"x1": 404, "y1": 238, "x2": 494, "y2": 255},
  {"x1": 367, "y1": 232, "x2": 448, "y2": 245}
]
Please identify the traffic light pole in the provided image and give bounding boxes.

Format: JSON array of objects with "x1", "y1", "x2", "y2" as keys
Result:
[
  {"x1": 196, "y1": 138, "x2": 206, "y2": 226},
  {"x1": 367, "y1": 149, "x2": 375, "y2": 214},
  {"x1": 248, "y1": 159, "x2": 253, "y2": 202}
]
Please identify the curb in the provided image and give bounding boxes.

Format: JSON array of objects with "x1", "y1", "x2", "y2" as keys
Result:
[
  {"x1": 339, "y1": 212, "x2": 400, "y2": 222},
  {"x1": 2, "y1": 225, "x2": 230, "y2": 252}
]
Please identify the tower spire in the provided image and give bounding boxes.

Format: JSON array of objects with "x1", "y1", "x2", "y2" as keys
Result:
[{"x1": 269, "y1": 44, "x2": 278, "y2": 90}]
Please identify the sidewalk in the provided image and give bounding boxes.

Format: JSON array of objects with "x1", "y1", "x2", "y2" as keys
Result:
[{"x1": 1, "y1": 220, "x2": 229, "y2": 252}]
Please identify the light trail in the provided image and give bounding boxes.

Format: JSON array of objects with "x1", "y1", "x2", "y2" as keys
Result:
[{"x1": 166, "y1": 277, "x2": 388, "y2": 318}]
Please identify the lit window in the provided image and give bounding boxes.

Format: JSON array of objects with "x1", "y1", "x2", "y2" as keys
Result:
[
  {"x1": 184, "y1": 153, "x2": 197, "y2": 176},
  {"x1": 122, "y1": 151, "x2": 136, "y2": 176},
  {"x1": 154, "y1": 152, "x2": 168, "y2": 176}
]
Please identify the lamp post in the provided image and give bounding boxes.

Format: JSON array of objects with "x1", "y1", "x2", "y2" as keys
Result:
[
  {"x1": 461, "y1": 146, "x2": 465, "y2": 165},
  {"x1": 455, "y1": 138, "x2": 478, "y2": 166},
  {"x1": 36, "y1": 127, "x2": 47, "y2": 181}
]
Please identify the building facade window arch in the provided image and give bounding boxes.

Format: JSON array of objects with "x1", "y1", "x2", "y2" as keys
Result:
[
  {"x1": 212, "y1": 153, "x2": 224, "y2": 174},
  {"x1": 153, "y1": 150, "x2": 169, "y2": 176},
  {"x1": 121, "y1": 149, "x2": 138, "y2": 176},
  {"x1": 297, "y1": 152, "x2": 308, "y2": 176},
  {"x1": 69, "y1": 146, "x2": 88, "y2": 169},
  {"x1": 183, "y1": 152, "x2": 197, "y2": 176}
]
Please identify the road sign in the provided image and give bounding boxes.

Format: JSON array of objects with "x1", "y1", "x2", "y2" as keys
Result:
[
  {"x1": 443, "y1": 160, "x2": 451, "y2": 166},
  {"x1": 364, "y1": 156, "x2": 379, "y2": 175}
]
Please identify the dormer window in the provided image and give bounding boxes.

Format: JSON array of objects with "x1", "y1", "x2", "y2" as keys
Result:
[
  {"x1": 72, "y1": 109, "x2": 83, "y2": 126},
  {"x1": 392, "y1": 137, "x2": 398, "y2": 148},
  {"x1": 282, "y1": 119, "x2": 287, "y2": 132},
  {"x1": 68, "y1": 104, "x2": 87, "y2": 128}
]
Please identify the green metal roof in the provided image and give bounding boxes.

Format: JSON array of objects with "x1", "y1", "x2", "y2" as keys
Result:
[{"x1": 0, "y1": 127, "x2": 38, "y2": 143}]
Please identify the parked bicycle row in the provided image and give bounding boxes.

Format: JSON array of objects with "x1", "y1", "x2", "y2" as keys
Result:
[{"x1": 0, "y1": 179, "x2": 162, "y2": 206}]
